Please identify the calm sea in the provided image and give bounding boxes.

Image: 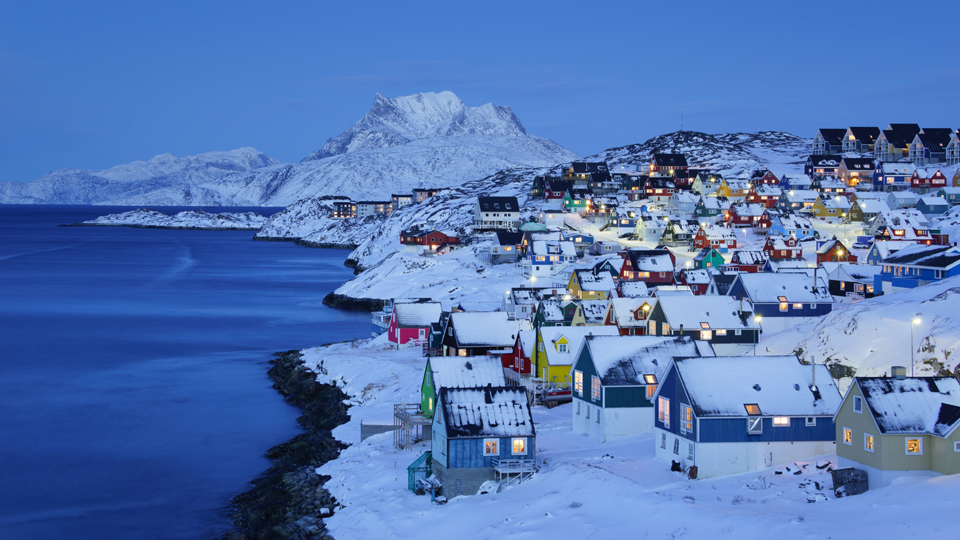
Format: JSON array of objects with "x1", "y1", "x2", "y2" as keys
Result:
[{"x1": 0, "y1": 206, "x2": 369, "y2": 539}]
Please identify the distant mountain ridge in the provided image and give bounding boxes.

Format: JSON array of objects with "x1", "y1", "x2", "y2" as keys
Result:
[{"x1": 0, "y1": 91, "x2": 576, "y2": 206}]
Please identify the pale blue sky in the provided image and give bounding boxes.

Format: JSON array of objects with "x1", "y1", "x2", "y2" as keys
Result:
[{"x1": 2, "y1": 0, "x2": 958, "y2": 182}]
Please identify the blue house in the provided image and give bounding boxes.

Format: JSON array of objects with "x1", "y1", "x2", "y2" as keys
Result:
[
  {"x1": 916, "y1": 196, "x2": 949, "y2": 218},
  {"x1": 561, "y1": 232, "x2": 595, "y2": 251},
  {"x1": 571, "y1": 335, "x2": 700, "y2": 442},
  {"x1": 770, "y1": 215, "x2": 815, "y2": 241},
  {"x1": 726, "y1": 273, "x2": 833, "y2": 334},
  {"x1": 653, "y1": 356, "x2": 841, "y2": 479},
  {"x1": 875, "y1": 243, "x2": 960, "y2": 294},
  {"x1": 872, "y1": 162, "x2": 915, "y2": 192},
  {"x1": 431, "y1": 386, "x2": 535, "y2": 497}
]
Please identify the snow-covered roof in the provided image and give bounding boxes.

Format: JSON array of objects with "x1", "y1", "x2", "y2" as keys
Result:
[
  {"x1": 815, "y1": 239, "x2": 848, "y2": 255},
  {"x1": 537, "y1": 299, "x2": 575, "y2": 322},
  {"x1": 675, "y1": 356, "x2": 842, "y2": 417},
  {"x1": 657, "y1": 295, "x2": 749, "y2": 329},
  {"x1": 919, "y1": 196, "x2": 948, "y2": 206},
  {"x1": 394, "y1": 301, "x2": 443, "y2": 328},
  {"x1": 882, "y1": 243, "x2": 960, "y2": 269},
  {"x1": 729, "y1": 202, "x2": 765, "y2": 217},
  {"x1": 627, "y1": 249, "x2": 674, "y2": 272},
  {"x1": 576, "y1": 300, "x2": 608, "y2": 324},
  {"x1": 818, "y1": 196, "x2": 851, "y2": 210},
  {"x1": 783, "y1": 190, "x2": 820, "y2": 202},
  {"x1": 856, "y1": 377, "x2": 960, "y2": 436},
  {"x1": 450, "y1": 312, "x2": 521, "y2": 347},
  {"x1": 429, "y1": 356, "x2": 507, "y2": 390},
  {"x1": 734, "y1": 273, "x2": 831, "y2": 303},
  {"x1": 532, "y1": 240, "x2": 577, "y2": 257},
  {"x1": 575, "y1": 269, "x2": 615, "y2": 292},
  {"x1": 682, "y1": 268, "x2": 713, "y2": 285},
  {"x1": 698, "y1": 197, "x2": 730, "y2": 210},
  {"x1": 540, "y1": 326, "x2": 619, "y2": 367},
  {"x1": 754, "y1": 185, "x2": 782, "y2": 196},
  {"x1": 517, "y1": 329, "x2": 536, "y2": 356},
  {"x1": 618, "y1": 281, "x2": 650, "y2": 298},
  {"x1": 888, "y1": 191, "x2": 918, "y2": 202},
  {"x1": 854, "y1": 199, "x2": 890, "y2": 215},
  {"x1": 700, "y1": 224, "x2": 737, "y2": 240},
  {"x1": 878, "y1": 162, "x2": 915, "y2": 175},
  {"x1": 765, "y1": 258, "x2": 812, "y2": 272},
  {"x1": 609, "y1": 297, "x2": 655, "y2": 327},
  {"x1": 585, "y1": 335, "x2": 700, "y2": 386},
  {"x1": 827, "y1": 263, "x2": 881, "y2": 283},
  {"x1": 732, "y1": 250, "x2": 768, "y2": 265},
  {"x1": 766, "y1": 236, "x2": 800, "y2": 251},
  {"x1": 870, "y1": 240, "x2": 914, "y2": 259},
  {"x1": 439, "y1": 387, "x2": 535, "y2": 438}
]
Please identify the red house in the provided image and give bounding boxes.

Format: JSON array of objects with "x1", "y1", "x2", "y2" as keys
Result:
[
  {"x1": 745, "y1": 185, "x2": 781, "y2": 208},
  {"x1": 911, "y1": 169, "x2": 948, "y2": 192},
  {"x1": 756, "y1": 210, "x2": 775, "y2": 232},
  {"x1": 387, "y1": 301, "x2": 443, "y2": 347},
  {"x1": 694, "y1": 224, "x2": 738, "y2": 250},
  {"x1": 400, "y1": 229, "x2": 461, "y2": 251},
  {"x1": 724, "y1": 201, "x2": 766, "y2": 227},
  {"x1": 678, "y1": 269, "x2": 711, "y2": 295},
  {"x1": 544, "y1": 179, "x2": 575, "y2": 200},
  {"x1": 649, "y1": 153, "x2": 689, "y2": 176},
  {"x1": 726, "y1": 250, "x2": 767, "y2": 273},
  {"x1": 763, "y1": 235, "x2": 802, "y2": 260},
  {"x1": 816, "y1": 239, "x2": 857, "y2": 264},
  {"x1": 619, "y1": 248, "x2": 675, "y2": 286},
  {"x1": 603, "y1": 297, "x2": 654, "y2": 335},
  {"x1": 644, "y1": 178, "x2": 677, "y2": 203},
  {"x1": 750, "y1": 169, "x2": 781, "y2": 186},
  {"x1": 502, "y1": 330, "x2": 536, "y2": 372}
]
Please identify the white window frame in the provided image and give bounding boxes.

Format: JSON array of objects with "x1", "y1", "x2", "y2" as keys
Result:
[
  {"x1": 735, "y1": 329, "x2": 742, "y2": 336},
  {"x1": 673, "y1": 438, "x2": 680, "y2": 455},
  {"x1": 661, "y1": 432, "x2": 667, "y2": 449},
  {"x1": 954, "y1": 441, "x2": 960, "y2": 452},
  {"x1": 905, "y1": 437, "x2": 923, "y2": 455},
  {"x1": 658, "y1": 396, "x2": 670, "y2": 428},
  {"x1": 864, "y1": 433, "x2": 874, "y2": 452},
  {"x1": 558, "y1": 342, "x2": 568, "y2": 353},
  {"x1": 805, "y1": 417, "x2": 816, "y2": 427},
  {"x1": 511, "y1": 437, "x2": 527, "y2": 455},
  {"x1": 595, "y1": 406, "x2": 600, "y2": 424},
  {"x1": 843, "y1": 427, "x2": 852, "y2": 445},
  {"x1": 687, "y1": 442, "x2": 694, "y2": 460},
  {"x1": 747, "y1": 416, "x2": 763, "y2": 435},
  {"x1": 680, "y1": 404, "x2": 693, "y2": 434},
  {"x1": 772, "y1": 416, "x2": 790, "y2": 427},
  {"x1": 574, "y1": 370, "x2": 583, "y2": 397},
  {"x1": 591, "y1": 375, "x2": 601, "y2": 402},
  {"x1": 853, "y1": 395, "x2": 863, "y2": 413},
  {"x1": 483, "y1": 438, "x2": 499, "y2": 456}
]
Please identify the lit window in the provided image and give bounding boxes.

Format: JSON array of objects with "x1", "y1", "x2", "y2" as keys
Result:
[
  {"x1": 663, "y1": 323, "x2": 670, "y2": 336},
  {"x1": 906, "y1": 438, "x2": 922, "y2": 455},
  {"x1": 853, "y1": 396, "x2": 863, "y2": 413},
  {"x1": 591, "y1": 376, "x2": 601, "y2": 402},
  {"x1": 512, "y1": 438, "x2": 526, "y2": 455},
  {"x1": 700, "y1": 330, "x2": 712, "y2": 340},
  {"x1": 779, "y1": 302, "x2": 788, "y2": 312},
  {"x1": 773, "y1": 416, "x2": 790, "y2": 426},
  {"x1": 643, "y1": 374, "x2": 657, "y2": 385},
  {"x1": 458, "y1": 349, "x2": 467, "y2": 357},
  {"x1": 658, "y1": 396, "x2": 670, "y2": 428},
  {"x1": 483, "y1": 438, "x2": 499, "y2": 456},
  {"x1": 574, "y1": 370, "x2": 583, "y2": 397},
  {"x1": 865, "y1": 433, "x2": 874, "y2": 452},
  {"x1": 744, "y1": 404, "x2": 761, "y2": 416},
  {"x1": 716, "y1": 329, "x2": 727, "y2": 336},
  {"x1": 646, "y1": 385, "x2": 657, "y2": 399},
  {"x1": 843, "y1": 427, "x2": 852, "y2": 445},
  {"x1": 793, "y1": 303, "x2": 802, "y2": 309},
  {"x1": 681, "y1": 404, "x2": 693, "y2": 434}
]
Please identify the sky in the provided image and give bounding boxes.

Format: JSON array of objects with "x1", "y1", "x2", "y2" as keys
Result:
[{"x1": 1, "y1": 0, "x2": 958, "y2": 183}]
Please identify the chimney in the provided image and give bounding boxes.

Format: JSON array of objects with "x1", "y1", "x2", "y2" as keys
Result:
[{"x1": 891, "y1": 366, "x2": 907, "y2": 380}]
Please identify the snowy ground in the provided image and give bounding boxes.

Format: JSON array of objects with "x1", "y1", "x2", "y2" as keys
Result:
[{"x1": 302, "y1": 338, "x2": 958, "y2": 540}]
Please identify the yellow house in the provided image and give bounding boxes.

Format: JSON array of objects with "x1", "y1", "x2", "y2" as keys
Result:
[
  {"x1": 834, "y1": 373, "x2": 960, "y2": 489},
  {"x1": 531, "y1": 326, "x2": 619, "y2": 387},
  {"x1": 716, "y1": 179, "x2": 750, "y2": 199},
  {"x1": 567, "y1": 268, "x2": 615, "y2": 300},
  {"x1": 811, "y1": 194, "x2": 851, "y2": 222},
  {"x1": 570, "y1": 300, "x2": 607, "y2": 326},
  {"x1": 953, "y1": 169, "x2": 960, "y2": 187}
]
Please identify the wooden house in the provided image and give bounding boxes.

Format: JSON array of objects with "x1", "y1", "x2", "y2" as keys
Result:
[
  {"x1": 771, "y1": 214, "x2": 815, "y2": 240},
  {"x1": 653, "y1": 356, "x2": 841, "y2": 479},
  {"x1": 573, "y1": 335, "x2": 700, "y2": 442},
  {"x1": 617, "y1": 280, "x2": 651, "y2": 298},
  {"x1": 604, "y1": 297, "x2": 655, "y2": 335},
  {"x1": 724, "y1": 201, "x2": 765, "y2": 227},
  {"x1": 644, "y1": 178, "x2": 677, "y2": 203},
  {"x1": 838, "y1": 157, "x2": 875, "y2": 187},
  {"x1": 876, "y1": 124, "x2": 921, "y2": 163},
  {"x1": 542, "y1": 178, "x2": 574, "y2": 200},
  {"x1": 749, "y1": 169, "x2": 781, "y2": 186},
  {"x1": 532, "y1": 326, "x2": 619, "y2": 390},
  {"x1": 811, "y1": 194, "x2": 851, "y2": 223},
  {"x1": 503, "y1": 329, "x2": 536, "y2": 374},
  {"x1": 726, "y1": 273, "x2": 833, "y2": 324},
  {"x1": 876, "y1": 244, "x2": 960, "y2": 293},
  {"x1": 420, "y1": 356, "x2": 506, "y2": 419},
  {"x1": 692, "y1": 173, "x2": 724, "y2": 196},
  {"x1": 816, "y1": 239, "x2": 856, "y2": 264},
  {"x1": 909, "y1": 129, "x2": 953, "y2": 166},
  {"x1": 650, "y1": 154, "x2": 689, "y2": 177},
  {"x1": 570, "y1": 300, "x2": 608, "y2": 327},
  {"x1": 716, "y1": 179, "x2": 750, "y2": 199},
  {"x1": 562, "y1": 188, "x2": 592, "y2": 213},
  {"x1": 849, "y1": 199, "x2": 890, "y2": 223},
  {"x1": 567, "y1": 268, "x2": 616, "y2": 300},
  {"x1": 441, "y1": 312, "x2": 523, "y2": 357},
  {"x1": 726, "y1": 250, "x2": 767, "y2": 273},
  {"x1": 871, "y1": 162, "x2": 915, "y2": 192},
  {"x1": 523, "y1": 240, "x2": 577, "y2": 278},
  {"x1": 948, "y1": 130, "x2": 960, "y2": 167},
  {"x1": 693, "y1": 224, "x2": 737, "y2": 251},
  {"x1": 842, "y1": 126, "x2": 880, "y2": 153},
  {"x1": 763, "y1": 235, "x2": 802, "y2": 260},
  {"x1": 745, "y1": 184, "x2": 782, "y2": 208},
  {"x1": 936, "y1": 187, "x2": 960, "y2": 205},
  {"x1": 805, "y1": 155, "x2": 842, "y2": 178},
  {"x1": 646, "y1": 295, "x2": 757, "y2": 355},
  {"x1": 475, "y1": 196, "x2": 521, "y2": 229},
  {"x1": 916, "y1": 196, "x2": 948, "y2": 218},
  {"x1": 864, "y1": 240, "x2": 914, "y2": 266},
  {"x1": 678, "y1": 268, "x2": 713, "y2": 295},
  {"x1": 693, "y1": 247, "x2": 725, "y2": 269},
  {"x1": 620, "y1": 249, "x2": 676, "y2": 286},
  {"x1": 388, "y1": 300, "x2": 443, "y2": 348},
  {"x1": 777, "y1": 189, "x2": 820, "y2": 213},
  {"x1": 911, "y1": 169, "x2": 949, "y2": 193},
  {"x1": 763, "y1": 258, "x2": 811, "y2": 274},
  {"x1": 813, "y1": 128, "x2": 846, "y2": 155},
  {"x1": 563, "y1": 162, "x2": 610, "y2": 186},
  {"x1": 834, "y1": 374, "x2": 960, "y2": 488},
  {"x1": 533, "y1": 298, "x2": 578, "y2": 328},
  {"x1": 401, "y1": 228, "x2": 461, "y2": 254},
  {"x1": 824, "y1": 263, "x2": 880, "y2": 299},
  {"x1": 431, "y1": 387, "x2": 535, "y2": 497},
  {"x1": 634, "y1": 214, "x2": 668, "y2": 242},
  {"x1": 812, "y1": 176, "x2": 853, "y2": 196},
  {"x1": 660, "y1": 219, "x2": 700, "y2": 247},
  {"x1": 488, "y1": 230, "x2": 523, "y2": 264},
  {"x1": 780, "y1": 175, "x2": 814, "y2": 191},
  {"x1": 694, "y1": 196, "x2": 730, "y2": 218}
]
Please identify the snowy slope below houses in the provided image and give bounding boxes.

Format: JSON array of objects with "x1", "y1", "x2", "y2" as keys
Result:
[
  {"x1": 0, "y1": 148, "x2": 282, "y2": 205},
  {"x1": 301, "y1": 337, "x2": 959, "y2": 540},
  {"x1": 594, "y1": 131, "x2": 810, "y2": 178},
  {"x1": 79, "y1": 208, "x2": 269, "y2": 230},
  {"x1": 761, "y1": 275, "x2": 960, "y2": 392}
]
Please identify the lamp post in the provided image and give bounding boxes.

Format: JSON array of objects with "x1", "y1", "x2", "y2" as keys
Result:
[
  {"x1": 753, "y1": 315, "x2": 762, "y2": 355},
  {"x1": 911, "y1": 316, "x2": 921, "y2": 376}
]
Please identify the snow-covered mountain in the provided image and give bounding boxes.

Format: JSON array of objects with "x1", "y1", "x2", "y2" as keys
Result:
[
  {"x1": 0, "y1": 91, "x2": 577, "y2": 206},
  {"x1": 0, "y1": 148, "x2": 281, "y2": 205},
  {"x1": 593, "y1": 130, "x2": 811, "y2": 178}
]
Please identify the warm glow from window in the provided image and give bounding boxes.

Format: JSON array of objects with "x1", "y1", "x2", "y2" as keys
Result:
[
  {"x1": 865, "y1": 434, "x2": 874, "y2": 452},
  {"x1": 906, "y1": 438, "x2": 922, "y2": 454},
  {"x1": 643, "y1": 374, "x2": 657, "y2": 384},
  {"x1": 574, "y1": 370, "x2": 583, "y2": 397},
  {"x1": 658, "y1": 396, "x2": 670, "y2": 427},
  {"x1": 484, "y1": 439, "x2": 498, "y2": 456},
  {"x1": 744, "y1": 404, "x2": 761, "y2": 416},
  {"x1": 843, "y1": 427, "x2": 852, "y2": 445},
  {"x1": 773, "y1": 416, "x2": 790, "y2": 426},
  {"x1": 512, "y1": 438, "x2": 526, "y2": 454}
]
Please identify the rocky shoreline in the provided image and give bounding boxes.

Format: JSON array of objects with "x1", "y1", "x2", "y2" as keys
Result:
[
  {"x1": 218, "y1": 350, "x2": 350, "y2": 540},
  {"x1": 61, "y1": 222, "x2": 262, "y2": 231},
  {"x1": 321, "y1": 292, "x2": 385, "y2": 312}
]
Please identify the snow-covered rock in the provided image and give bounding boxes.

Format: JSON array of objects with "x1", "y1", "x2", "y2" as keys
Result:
[{"x1": 80, "y1": 208, "x2": 268, "y2": 230}]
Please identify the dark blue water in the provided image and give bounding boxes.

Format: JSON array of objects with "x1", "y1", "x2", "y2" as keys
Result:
[{"x1": 0, "y1": 206, "x2": 369, "y2": 540}]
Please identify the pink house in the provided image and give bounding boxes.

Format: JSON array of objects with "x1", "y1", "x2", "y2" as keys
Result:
[{"x1": 387, "y1": 301, "x2": 442, "y2": 348}]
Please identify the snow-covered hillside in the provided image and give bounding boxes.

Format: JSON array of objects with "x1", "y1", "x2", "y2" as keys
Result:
[
  {"x1": 0, "y1": 148, "x2": 281, "y2": 205},
  {"x1": 763, "y1": 275, "x2": 960, "y2": 391},
  {"x1": 79, "y1": 208, "x2": 268, "y2": 230},
  {"x1": 594, "y1": 130, "x2": 811, "y2": 178},
  {"x1": 0, "y1": 92, "x2": 577, "y2": 206}
]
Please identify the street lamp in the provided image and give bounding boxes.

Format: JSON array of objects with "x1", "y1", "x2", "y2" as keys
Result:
[
  {"x1": 753, "y1": 315, "x2": 762, "y2": 355},
  {"x1": 911, "y1": 316, "x2": 921, "y2": 376}
]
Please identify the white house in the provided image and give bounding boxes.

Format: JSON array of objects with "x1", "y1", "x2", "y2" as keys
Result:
[{"x1": 475, "y1": 196, "x2": 521, "y2": 229}]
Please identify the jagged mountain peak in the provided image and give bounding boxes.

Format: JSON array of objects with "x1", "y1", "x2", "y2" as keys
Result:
[{"x1": 302, "y1": 91, "x2": 528, "y2": 161}]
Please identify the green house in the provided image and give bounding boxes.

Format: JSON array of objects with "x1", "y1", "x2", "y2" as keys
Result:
[
  {"x1": 693, "y1": 247, "x2": 725, "y2": 269},
  {"x1": 420, "y1": 357, "x2": 506, "y2": 419},
  {"x1": 694, "y1": 196, "x2": 730, "y2": 218},
  {"x1": 571, "y1": 335, "x2": 699, "y2": 442},
  {"x1": 533, "y1": 298, "x2": 578, "y2": 328},
  {"x1": 562, "y1": 188, "x2": 591, "y2": 213}
]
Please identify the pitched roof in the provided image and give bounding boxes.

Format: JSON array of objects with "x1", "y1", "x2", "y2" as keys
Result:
[
  {"x1": 394, "y1": 301, "x2": 443, "y2": 328},
  {"x1": 733, "y1": 273, "x2": 831, "y2": 303},
  {"x1": 429, "y1": 356, "x2": 507, "y2": 391},
  {"x1": 856, "y1": 377, "x2": 960, "y2": 436},
  {"x1": 531, "y1": 240, "x2": 577, "y2": 258},
  {"x1": 439, "y1": 387, "x2": 535, "y2": 438},
  {"x1": 878, "y1": 162, "x2": 915, "y2": 175},
  {"x1": 619, "y1": 281, "x2": 651, "y2": 298},
  {"x1": 657, "y1": 295, "x2": 749, "y2": 329},
  {"x1": 675, "y1": 356, "x2": 842, "y2": 417},
  {"x1": 539, "y1": 326, "x2": 619, "y2": 367},
  {"x1": 840, "y1": 157, "x2": 875, "y2": 169},
  {"x1": 570, "y1": 162, "x2": 609, "y2": 174},
  {"x1": 574, "y1": 269, "x2": 616, "y2": 292},
  {"x1": 916, "y1": 129, "x2": 954, "y2": 153},
  {"x1": 808, "y1": 155, "x2": 842, "y2": 166},
  {"x1": 732, "y1": 250, "x2": 767, "y2": 265},
  {"x1": 585, "y1": 335, "x2": 700, "y2": 386},
  {"x1": 816, "y1": 129, "x2": 846, "y2": 146},
  {"x1": 477, "y1": 196, "x2": 519, "y2": 212},
  {"x1": 608, "y1": 297, "x2": 655, "y2": 328},
  {"x1": 847, "y1": 126, "x2": 880, "y2": 143},
  {"x1": 881, "y1": 244, "x2": 960, "y2": 269},
  {"x1": 627, "y1": 249, "x2": 675, "y2": 272},
  {"x1": 576, "y1": 300, "x2": 608, "y2": 324},
  {"x1": 450, "y1": 312, "x2": 521, "y2": 347},
  {"x1": 652, "y1": 154, "x2": 689, "y2": 167},
  {"x1": 495, "y1": 230, "x2": 524, "y2": 246}
]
